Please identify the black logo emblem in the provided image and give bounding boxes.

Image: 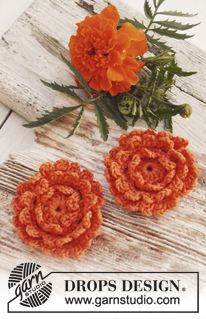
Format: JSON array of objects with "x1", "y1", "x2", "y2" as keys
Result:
[{"x1": 8, "y1": 263, "x2": 52, "y2": 307}]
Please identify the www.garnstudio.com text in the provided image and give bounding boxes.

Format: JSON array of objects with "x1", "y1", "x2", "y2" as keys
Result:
[{"x1": 64, "y1": 279, "x2": 182, "y2": 307}]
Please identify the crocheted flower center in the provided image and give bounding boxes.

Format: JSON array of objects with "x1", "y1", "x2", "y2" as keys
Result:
[
  {"x1": 143, "y1": 161, "x2": 158, "y2": 174},
  {"x1": 38, "y1": 187, "x2": 83, "y2": 234},
  {"x1": 141, "y1": 160, "x2": 166, "y2": 182},
  {"x1": 127, "y1": 153, "x2": 168, "y2": 191},
  {"x1": 146, "y1": 164, "x2": 153, "y2": 172}
]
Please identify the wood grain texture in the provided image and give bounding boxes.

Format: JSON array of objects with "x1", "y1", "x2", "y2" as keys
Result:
[
  {"x1": 0, "y1": 103, "x2": 10, "y2": 127},
  {"x1": 0, "y1": 111, "x2": 35, "y2": 163},
  {"x1": 0, "y1": 0, "x2": 206, "y2": 278}
]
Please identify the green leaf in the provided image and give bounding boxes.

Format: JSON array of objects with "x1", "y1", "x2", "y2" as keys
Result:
[
  {"x1": 148, "y1": 36, "x2": 173, "y2": 52},
  {"x1": 66, "y1": 107, "x2": 84, "y2": 138},
  {"x1": 132, "y1": 113, "x2": 139, "y2": 126},
  {"x1": 138, "y1": 103, "x2": 143, "y2": 118},
  {"x1": 151, "y1": 28, "x2": 194, "y2": 39},
  {"x1": 174, "y1": 70, "x2": 196, "y2": 77},
  {"x1": 144, "y1": 0, "x2": 153, "y2": 19},
  {"x1": 41, "y1": 80, "x2": 82, "y2": 101},
  {"x1": 144, "y1": 112, "x2": 159, "y2": 129},
  {"x1": 163, "y1": 117, "x2": 173, "y2": 132},
  {"x1": 132, "y1": 100, "x2": 143, "y2": 126},
  {"x1": 95, "y1": 103, "x2": 109, "y2": 141},
  {"x1": 157, "y1": 10, "x2": 197, "y2": 17},
  {"x1": 23, "y1": 105, "x2": 82, "y2": 128},
  {"x1": 143, "y1": 51, "x2": 174, "y2": 64},
  {"x1": 153, "y1": 0, "x2": 157, "y2": 8},
  {"x1": 154, "y1": 20, "x2": 200, "y2": 30},
  {"x1": 157, "y1": 0, "x2": 166, "y2": 6},
  {"x1": 165, "y1": 64, "x2": 196, "y2": 77},
  {"x1": 132, "y1": 99, "x2": 137, "y2": 115},
  {"x1": 61, "y1": 54, "x2": 93, "y2": 95},
  {"x1": 153, "y1": 98, "x2": 178, "y2": 109},
  {"x1": 119, "y1": 17, "x2": 145, "y2": 29},
  {"x1": 99, "y1": 97, "x2": 128, "y2": 130}
]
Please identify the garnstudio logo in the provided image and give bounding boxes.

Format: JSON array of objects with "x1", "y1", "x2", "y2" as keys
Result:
[{"x1": 8, "y1": 262, "x2": 52, "y2": 308}]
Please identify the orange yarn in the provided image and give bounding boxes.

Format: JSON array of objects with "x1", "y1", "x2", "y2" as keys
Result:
[
  {"x1": 104, "y1": 129, "x2": 199, "y2": 216},
  {"x1": 12, "y1": 160, "x2": 104, "y2": 258}
]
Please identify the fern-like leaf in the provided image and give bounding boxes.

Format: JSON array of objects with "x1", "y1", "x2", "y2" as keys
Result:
[
  {"x1": 163, "y1": 117, "x2": 173, "y2": 132},
  {"x1": 151, "y1": 27, "x2": 194, "y2": 39},
  {"x1": 23, "y1": 105, "x2": 82, "y2": 128},
  {"x1": 41, "y1": 80, "x2": 82, "y2": 101},
  {"x1": 153, "y1": 0, "x2": 158, "y2": 8},
  {"x1": 66, "y1": 107, "x2": 84, "y2": 138},
  {"x1": 119, "y1": 17, "x2": 145, "y2": 29},
  {"x1": 157, "y1": 10, "x2": 197, "y2": 17},
  {"x1": 144, "y1": 0, "x2": 153, "y2": 19},
  {"x1": 165, "y1": 62, "x2": 196, "y2": 77},
  {"x1": 143, "y1": 110, "x2": 159, "y2": 129},
  {"x1": 61, "y1": 54, "x2": 92, "y2": 95},
  {"x1": 154, "y1": 20, "x2": 200, "y2": 31},
  {"x1": 157, "y1": 0, "x2": 166, "y2": 6},
  {"x1": 99, "y1": 97, "x2": 128, "y2": 130},
  {"x1": 148, "y1": 36, "x2": 173, "y2": 52},
  {"x1": 95, "y1": 103, "x2": 109, "y2": 141}
]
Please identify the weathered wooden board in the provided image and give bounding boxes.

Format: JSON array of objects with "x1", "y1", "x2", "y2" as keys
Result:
[
  {"x1": 0, "y1": 103, "x2": 10, "y2": 127},
  {"x1": 0, "y1": 110, "x2": 35, "y2": 163},
  {"x1": 0, "y1": 0, "x2": 206, "y2": 281}
]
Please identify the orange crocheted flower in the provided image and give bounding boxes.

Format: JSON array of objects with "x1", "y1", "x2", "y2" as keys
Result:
[
  {"x1": 12, "y1": 160, "x2": 104, "y2": 258},
  {"x1": 104, "y1": 130, "x2": 199, "y2": 216},
  {"x1": 69, "y1": 5, "x2": 148, "y2": 96}
]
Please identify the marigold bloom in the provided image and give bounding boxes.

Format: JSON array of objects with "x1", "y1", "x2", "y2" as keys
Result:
[
  {"x1": 69, "y1": 5, "x2": 148, "y2": 96},
  {"x1": 104, "y1": 130, "x2": 199, "y2": 216},
  {"x1": 12, "y1": 160, "x2": 104, "y2": 258}
]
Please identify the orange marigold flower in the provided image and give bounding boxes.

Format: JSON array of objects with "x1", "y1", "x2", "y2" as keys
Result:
[
  {"x1": 104, "y1": 129, "x2": 199, "y2": 216},
  {"x1": 12, "y1": 160, "x2": 104, "y2": 258},
  {"x1": 69, "y1": 5, "x2": 148, "y2": 96}
]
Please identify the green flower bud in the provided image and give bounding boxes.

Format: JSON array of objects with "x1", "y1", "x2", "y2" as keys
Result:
[
  {"x1": 180, "y1": 104, "x2": 192, "y2": 118},
  {"x1": 118, "y1": 94, "x2": 135, "y2": 115}
]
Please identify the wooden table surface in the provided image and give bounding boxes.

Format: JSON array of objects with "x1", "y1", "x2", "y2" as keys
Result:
[{"x1": 0, "y1": 0, "x2": 205, "y2": 300}]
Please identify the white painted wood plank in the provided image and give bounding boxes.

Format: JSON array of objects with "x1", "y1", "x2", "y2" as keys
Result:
[
  {"x1": 0, "y1": 103, "x2": 10, "y2": 127},
  {"x1": 0, "y1": 0, "x2": 33, "y2": 36},
  {"x1": 0, "y1": 111, "x2": 35, "y2": 163}
]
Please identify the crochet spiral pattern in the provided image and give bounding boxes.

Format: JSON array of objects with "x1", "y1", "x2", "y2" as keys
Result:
[
  {"x1": 104, "y1": 129, "x2": 199, "y2": 216},
  {"x1": 12, "y1": 160, "x2": 104, "y2": 258}
]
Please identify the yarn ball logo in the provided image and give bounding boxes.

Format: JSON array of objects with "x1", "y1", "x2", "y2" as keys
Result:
[{"x1": 8, "y1": 263, "x2": 52, "y2": 308}]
